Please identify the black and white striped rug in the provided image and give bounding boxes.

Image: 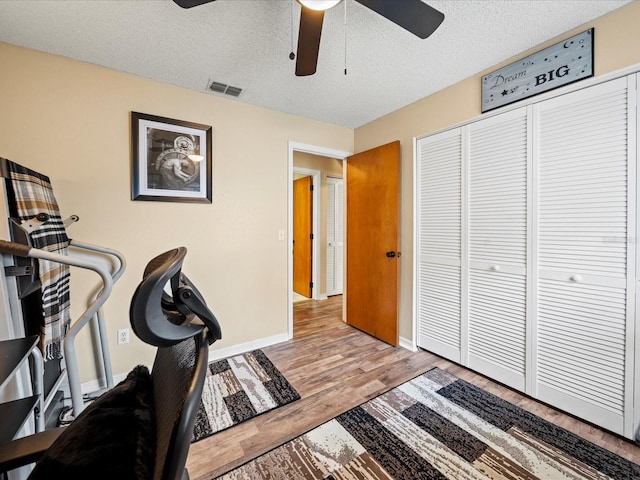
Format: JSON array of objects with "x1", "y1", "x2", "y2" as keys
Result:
[
  {"x1": 216, "y1": 367, "x2": 640, "y2": 479},
  {"x1": 192, "y1": 349, "x2": 300, "y2": 442}
]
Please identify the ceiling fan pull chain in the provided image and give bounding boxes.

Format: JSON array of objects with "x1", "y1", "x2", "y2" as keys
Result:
[
  {"x1": 289, "y1": 0, "x2": 296, "y2": 61},
  {"x1": 343, "y1": 0, "x2": 347, "y2": 75}
]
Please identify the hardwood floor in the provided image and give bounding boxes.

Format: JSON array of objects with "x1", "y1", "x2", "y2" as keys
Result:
[{"x1": 186, "y1": 295, "x2": 640, "y2": 480}]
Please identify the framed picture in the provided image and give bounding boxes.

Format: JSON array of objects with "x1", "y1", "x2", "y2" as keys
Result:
[{"x1": 131, "y1": 112, "x2": 212, "y2": 203}]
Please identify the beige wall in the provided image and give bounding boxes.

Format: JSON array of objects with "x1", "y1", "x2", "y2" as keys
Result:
[
  {"x1": 0, "y1": 42, "x2": 353, "y2": 382},
  {"x1": 293, "y1": 152, "x2": 343, "y2": 296},
  {"x1": 354, "y1": 1, "x2": 640, "y2": 341}
]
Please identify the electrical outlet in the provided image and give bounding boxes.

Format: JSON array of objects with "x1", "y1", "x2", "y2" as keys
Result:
[{"x1": 117, "y1": 328, "x2": 129, "y2": 345}]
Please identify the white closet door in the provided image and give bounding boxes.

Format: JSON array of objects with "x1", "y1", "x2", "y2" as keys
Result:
[
  {"x1": 467, "y1": 107, "x2": 529, "y2": 390},
  {"x1": 416, "y1": 128, "x2": 463, "y2": 361},
  {"x1": 327, "y1": 177, "x2": 344, "y2": 296},
  {"x1": 534, "y1": 76, "x2": 634, "y2": 436}
]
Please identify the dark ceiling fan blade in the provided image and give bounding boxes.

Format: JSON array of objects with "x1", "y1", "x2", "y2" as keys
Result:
[
  {"x1": 355, "y1": 0, "x2": 444, "y2": 39},
  {"x1": 295, "y1": 6, "x2": 325, "y2": 76},
  {"x1": 173, "y1": 0, "x2": 216, "y2": 8}
]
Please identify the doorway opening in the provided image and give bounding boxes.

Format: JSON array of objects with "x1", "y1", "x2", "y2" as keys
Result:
[{"x1": 288, "y1": 142, "x2": 351, "y2": 339}]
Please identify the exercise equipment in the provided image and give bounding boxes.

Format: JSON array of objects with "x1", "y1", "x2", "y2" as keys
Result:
[{"x1": 0, "y1": 158, "x2": 125, "y2": 433}]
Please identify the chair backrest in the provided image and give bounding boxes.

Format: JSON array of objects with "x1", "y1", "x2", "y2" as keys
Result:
[
  {"x1": 130, "y1": 247, "x2": 222, "y2": 347},
  {"x1": 0, "y1": 247, "x2": 219, "y2": 479},
  {"x1": 129, "y1": 247, "x2": 222, "y2": 480},
  {"x1": 152, "y1": 331, "x2": 209, "y2": 480}
]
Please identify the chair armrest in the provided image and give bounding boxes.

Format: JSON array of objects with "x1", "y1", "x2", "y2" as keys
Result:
[{"x1": 0, "y1": 428, "x2": 64, "y2": 473}]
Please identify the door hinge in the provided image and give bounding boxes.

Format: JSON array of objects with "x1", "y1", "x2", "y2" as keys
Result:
[
  {"x1": 310, "y1": 233, "x2": 314, "y2": 240},
  {"x1": 310, "y1": 184, "x2": 314, "y2": 191},
  {"x1": 309, "y1": 282, "x2": 313, "y2": 289}
]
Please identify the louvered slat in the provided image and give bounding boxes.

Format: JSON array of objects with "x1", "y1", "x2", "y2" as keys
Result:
[
  {"x1": 419, "y1": 133, "x2": 461, "y2": 259},
  {"x1": 537, "y1": 85, "x2": 628, "y2": 273},
  {"x1": 469, "y1": 109, "x2": 527, "y2": 266},
  {"x1": 418, "y1": 263, "x2": 461, "y2": 358}
]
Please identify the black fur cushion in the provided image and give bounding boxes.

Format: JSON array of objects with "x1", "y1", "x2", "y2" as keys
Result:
[{"x1": 29, "y1": 365, "x2": 155, "y2": 480}]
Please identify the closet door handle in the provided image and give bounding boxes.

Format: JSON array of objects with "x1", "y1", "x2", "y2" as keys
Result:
[
  {"x1": 569, "y1": 274, "x2": 582, "y2": 283},
  {"x1": 491, "y1": 265, "x2": 500, "y2": 272},
  {"x1": 386, "y1": 251, "x2": 396, "y2": 258}
]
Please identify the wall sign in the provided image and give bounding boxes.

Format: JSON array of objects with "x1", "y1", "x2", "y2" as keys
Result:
[{"x1": 481, "y1": 28, "x2": 594, "y2": 113}]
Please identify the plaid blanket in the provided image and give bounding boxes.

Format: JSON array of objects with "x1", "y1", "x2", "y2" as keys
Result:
[{"x1": 6, "y1": 160, "x2": 71, "y2": 361}]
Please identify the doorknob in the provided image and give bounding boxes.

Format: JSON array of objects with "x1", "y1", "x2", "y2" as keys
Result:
[{"x1": 386, "y1": 251, "x2": 396, "y2": 258}]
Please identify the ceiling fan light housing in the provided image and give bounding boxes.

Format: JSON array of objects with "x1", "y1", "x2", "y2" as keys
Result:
[{"x1": 297, "y1": 0, "x2": 342, "y2": 11}]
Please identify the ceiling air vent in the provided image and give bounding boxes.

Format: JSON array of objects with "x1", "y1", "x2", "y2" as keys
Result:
[
  {"x1": 225, "y1": 86, "x2": 242, "y2": 97},
  {"x1": 207, "y1": 80, "x2": 242, "y2": 97}
]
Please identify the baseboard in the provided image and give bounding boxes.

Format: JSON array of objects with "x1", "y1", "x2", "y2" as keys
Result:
[
  {"x1": 81, "y1": 333, "x2": 290, "y2": 394},
  {"x1": 399, "y1": 335, "x2": 417, "y2": 352},
  {"x1": 208, "y1": 333, "x2": 290, "y2": 361}
]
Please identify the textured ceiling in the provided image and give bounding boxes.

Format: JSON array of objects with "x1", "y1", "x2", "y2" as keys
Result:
[{"x1": 0, "y1": 0, "x2": 632, "y2": 128}]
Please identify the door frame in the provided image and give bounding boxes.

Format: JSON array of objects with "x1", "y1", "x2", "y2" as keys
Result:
[
  {"x1": 288, "y1": 141, "x2": 352, "y2": 339},
  {"x1": 292, "y1": 167, "x2": 320, "y2": 300}
]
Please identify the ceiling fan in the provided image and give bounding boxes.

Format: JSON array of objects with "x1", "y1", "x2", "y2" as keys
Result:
[{"x1": 173, "y1": 0, "x2": 445, "y2": 76}]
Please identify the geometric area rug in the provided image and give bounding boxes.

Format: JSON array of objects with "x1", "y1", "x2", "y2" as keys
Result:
[
  {"x1": 214, "y1": 367, "x2": 640, "y2": 479},
  {"x1": 192, "y1": 349, "x2": 300, "y2": 443}
]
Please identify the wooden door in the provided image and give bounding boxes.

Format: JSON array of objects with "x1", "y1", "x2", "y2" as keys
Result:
[
  {"x1": 293, "y1": 176, "x2": 313, "y2": 297},
  {"x1": 346, "y1": 141, "x2": 400, "y2": 345}
]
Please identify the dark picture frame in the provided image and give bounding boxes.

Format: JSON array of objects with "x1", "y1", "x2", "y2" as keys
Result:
[{"x1": 131, "y1": 112, "x2": 212, "y2": 203}]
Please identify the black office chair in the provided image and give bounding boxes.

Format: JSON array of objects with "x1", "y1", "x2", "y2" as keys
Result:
[{"x1": 0, "y1": 247, "x2": 222, "y2": 480}]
